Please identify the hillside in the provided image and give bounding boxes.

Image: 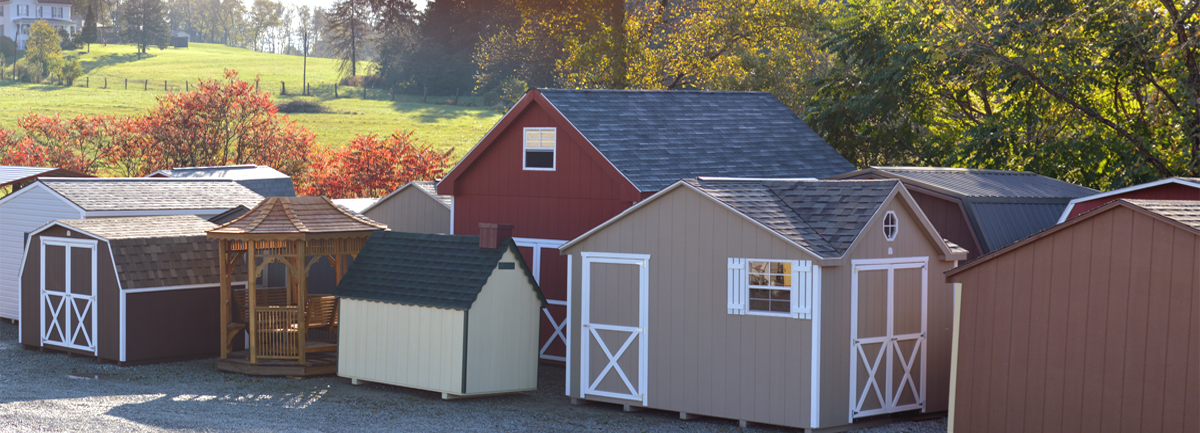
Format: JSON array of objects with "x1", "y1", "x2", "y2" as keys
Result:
[{"x1": 0, "y1": 43, "x2": 501, "y2": 159}]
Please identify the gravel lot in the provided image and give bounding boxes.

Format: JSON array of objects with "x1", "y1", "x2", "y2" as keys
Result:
[{"x1": 0, "y1": 321, "x2": 946, "y2": 432}]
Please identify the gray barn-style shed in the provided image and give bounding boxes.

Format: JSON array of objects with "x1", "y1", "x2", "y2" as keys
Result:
[
  {"x1": 560, "y1": 178, "x2": 966, "y2": 430},
  {"x1": 361, "y1": 181, "x2": 451, "y2": 234},
  {"x1": 19, "y1": 215, "x2": 247, "y2": 365},
  {"x1": 335, "y1": 226, "x2": 547, "y2": 399}
]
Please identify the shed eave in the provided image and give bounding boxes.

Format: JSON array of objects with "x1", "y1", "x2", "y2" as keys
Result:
[
  {"x1": 1055, "y1": 177, "x2": 1200, "y2": 224},
  {"x1": 437, "y1": 92, "x2": 532, "y2": 196}
]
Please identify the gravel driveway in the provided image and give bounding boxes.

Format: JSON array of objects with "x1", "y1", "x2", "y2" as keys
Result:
[{"x1": 0, "y1": 322, "x2": 945, "y2": 432}]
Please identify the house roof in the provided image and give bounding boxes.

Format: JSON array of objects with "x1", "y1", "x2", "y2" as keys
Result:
[
  {"x1": 1057, "y1": 177, "x2": 1200, "y2": 223},
  {"x1": 363, "y1": 181, "x2": 451, "y2": 214},
  {"x1": 148, "y1": 165, "x2": 295, "y2": 197},
  {"x1": 534, "y1": 89, "x2": 856, "y2": 191},
  {"x1": 946, "y1": 199, "x2": 1200, "y2": 277},
  {"x1": 207, "y1": 196, "x2": 387, "y2": 236},
  {"x1": 834, "y1": 166, "x2": 1097, "y2": 254},
  {"x1": 0, "y1": 166, "x2": 89, "y2": 188},
  {"x1": 38, "y1": 178, "x2": 264, "y2": 212},
  {"x1": 48, "y1": 216, "x2": 244, "y2": 290},
  {"x1": 334, "y1": 231, "x2": 544, "y2": 311}
]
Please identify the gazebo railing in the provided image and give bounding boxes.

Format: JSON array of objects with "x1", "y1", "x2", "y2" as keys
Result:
[{"x1": 255, "y1": 306, "x2": 301, "y2": 359}]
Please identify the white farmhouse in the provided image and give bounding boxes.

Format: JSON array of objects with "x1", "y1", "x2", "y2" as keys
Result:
[{"x1": 0, "y1": 0, "x2": 79, "y2": 49}]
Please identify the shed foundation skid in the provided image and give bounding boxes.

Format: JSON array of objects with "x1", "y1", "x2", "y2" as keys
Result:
[{"x1": 218, "y1": 349, "x2": 338, "y2": 376}]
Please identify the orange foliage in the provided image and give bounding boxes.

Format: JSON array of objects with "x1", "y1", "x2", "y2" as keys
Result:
[{"x1": 297, "y1": 130, "x2": 453, "y2": 198}]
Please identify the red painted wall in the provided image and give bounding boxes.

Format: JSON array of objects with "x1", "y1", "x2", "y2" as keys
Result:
[{"x1": 1067, "y1": 183, "x2": 1200, "y2": 220}]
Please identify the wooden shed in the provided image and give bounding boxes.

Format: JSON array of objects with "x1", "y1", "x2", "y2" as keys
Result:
[
  {"x1": 438, "y1": 88, "x2": 855, "y2": 361},
  {"x1": 334, "y1": 225, "x2": 546, "y2": 399},
  {"x1": 0, "y1": 178, "x2": 265, "y2": 321},
  {"x1": 944, "y1": 199, "x2": 1199, "y2": 433},
  {"x1": 1058, "y1": 177, "x2": 1200, "y2": 223},
  {"x1": 560, "y1": 178, "x2": 966, "y2": 430},
  {"x1": 18, "y1": 215, "x2": 247, "y2": 365},
  {"x1": 361, "y1": 181, "x2": 451, "y2": 234}
]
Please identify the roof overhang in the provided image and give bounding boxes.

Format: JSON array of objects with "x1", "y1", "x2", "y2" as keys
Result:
[
  {"x1": 362, "y1": 181, "x2": 450, "y2": 214},
  {"x1": 1056, "y1": 177, "x2": 1200, "y2": 224}
]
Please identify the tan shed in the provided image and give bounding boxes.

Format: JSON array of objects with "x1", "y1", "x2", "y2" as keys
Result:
[
  {"x1": 334, "y1": 225, "x2": 547, "y2": 399},
  {"x1": 560, "y1": 178, "x2": 967, "y2": 430},
  {"x1": 361, "y1": 181, "x2": 452, "y2": 234},
  {"x1": 944, "y1": 199, "x2": 1200, "y2": 433}
]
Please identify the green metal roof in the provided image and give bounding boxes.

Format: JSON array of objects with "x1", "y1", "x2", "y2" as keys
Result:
[{"x1": 334, "y1": 231, "x2": 545, "y2": 310}]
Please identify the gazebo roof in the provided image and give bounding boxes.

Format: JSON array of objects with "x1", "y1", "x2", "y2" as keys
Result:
[{"x1": 207, "y1": 196, "x2": 386, "y2": 239}]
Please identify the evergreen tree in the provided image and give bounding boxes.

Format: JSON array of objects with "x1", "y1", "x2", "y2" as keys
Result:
[
  {"x1": 325, "y1": 0, "x2": 371, "y2": 77},
  {"x1": 81, "y1": 5, "x2": 98, "y2": 53},
  {"x1": 118, "y1": 0, "x2": 170, "y2": 59}
]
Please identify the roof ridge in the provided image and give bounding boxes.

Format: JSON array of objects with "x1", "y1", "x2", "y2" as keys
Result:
[
  {"x1": 322, "y1": 196, "x2": 388, "y2": 229},
  {"x1": 875, "y1": 166, "x2": 1036, "y2": 175},
  {"x1": 537, "y1": 88, "x2": 772, "y2": 95},
  {"x1": 281, "y1": 198, "x2": 309, "y2": 232},
  {"x1": 244, "y1": 197, "x2": 278, "y2": 232}
]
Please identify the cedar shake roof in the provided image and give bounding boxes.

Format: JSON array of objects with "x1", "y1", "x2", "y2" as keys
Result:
[
  {"x1": 537, "y1": 89, "x2": 856, "y2": 191},
  {"x1": 685, "y1": 178, "x2": 900, "y2": 257},
  {"x1": 1123, "y1": 199, "x2": 1200, "y2": 231},
  {"x1": 51, "y1": 216, "x2": 245, "y2": 290},
  {"x1": 149, "y1": 165, "x2": 296, "y2": 197},
  {"x1": 334, "y1": 231, "x2": 544, "y2": 310},
  {"x1": 39, "y1": 178, "x2": 264, "y2": 212},
  {"x1": 208, "y1": 196, "x2": 387, "y2": 236},
  {"x1": 833, "y1": 166, "x2": 1098, "y2": 254}
]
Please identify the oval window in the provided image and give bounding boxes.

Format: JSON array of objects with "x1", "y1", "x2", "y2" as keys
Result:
[{"x1": 883, "y1": 211, "x2": 898, "y2": 241}]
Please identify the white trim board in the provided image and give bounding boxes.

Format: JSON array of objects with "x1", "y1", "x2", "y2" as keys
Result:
[
  {"x1": 1056, "y1": 177, "x2": 1200, "y2": 224},
  {"x1": 579, "y1": 251, "x2": 650, "y2": 405}
]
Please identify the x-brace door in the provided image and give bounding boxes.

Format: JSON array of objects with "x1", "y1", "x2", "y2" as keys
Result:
[
  {"x1": 40, "y1": 237, "x2": 98, "y2": 354},
  {"x1": 580, "y1": 252, "x2": 649, "y2": 405},
  {"x1": 850, "y1": 257, "x2": 927, "y2": 420}
]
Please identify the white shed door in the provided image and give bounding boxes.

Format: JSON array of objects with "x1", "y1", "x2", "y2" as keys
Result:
[
  {"x1": 40, "y1": 237, "x2": 98, "y2": 354},
  {"x1": 580, "y1": 252, "x2": 649, "y2": 405},
  {"x1": 850, "y1": 258, "x2": 927, "y2": 419}
]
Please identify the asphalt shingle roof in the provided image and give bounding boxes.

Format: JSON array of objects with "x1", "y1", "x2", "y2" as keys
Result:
[
  {"x1": 54, "y1": 215, "x2": 217, "y2": 239},
  {"x1": 152, "y1": 165, "x2": 296, "y2": 197},
  {"x1": 411, "y1": 181, "x2": 452, "y2": 207},
  {"x1": 40, "y1": 178, "x2": 265, "y2": 212},
  {"x1": 1124, "y1": 199, "x2": 1200, "y2": 231},
  {"x1": 334, "y1": 231, "x2": 544, "y2": 310},
  {"x1": 538, "y1": 89, "x2": 856, "y2": 191},
  {"x1": 686, "y1": 179, "x2": 899, "y2": 257}
]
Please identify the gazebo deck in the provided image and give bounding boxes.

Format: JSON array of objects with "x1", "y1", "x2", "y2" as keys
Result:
[{"x1": 218, "y1": 346, "x2": 338, "y2": 377}]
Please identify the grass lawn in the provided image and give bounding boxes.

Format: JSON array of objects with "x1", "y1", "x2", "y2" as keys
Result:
[{"x1": 0, "y1": 43, "x2": 502, "y2": 158}]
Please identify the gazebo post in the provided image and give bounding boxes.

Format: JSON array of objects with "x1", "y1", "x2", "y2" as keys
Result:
[
  {"x1": 248, "y1": 240, "x2": 258, "y2": 364},
  {"x1": 219, "y1": 239, "x2": 229, "y2": 359},
  {"x1": 297, "y1": 240, "x2": 308, "y2": 364}
]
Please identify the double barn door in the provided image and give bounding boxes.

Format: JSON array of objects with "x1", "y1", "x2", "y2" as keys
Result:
[
  {"x1": 850, "y1": 257, "x2": 927, "y2": 419},
  {"x1": 39, "y1": 237, "x2": 98, "y2": 354}
]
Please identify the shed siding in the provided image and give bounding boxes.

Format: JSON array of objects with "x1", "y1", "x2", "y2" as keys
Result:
[
  {"x1": 465, "y1": 249, "x2": 542, "y2": 394},
  {"x1": 907, "y1": 188, "x2": 982, "y2": 261},
  {"x1": 363, "y1": 187, "x2": 450, "y2": 234},
  {"x1": 124, "y1": 287, "x2": 221, "y2": 363},
  {"x1": 818, "y1": 192, "x2": 958, "y2": 425},
  {"x1": 0, "y1": 185, "x2": 84, "y2": 319},
  {"x1": 948, "y1": 206, "x2": 1200, "y2": 433},
  {"x1": 566, "y1": 186, "x2": 818, "y2": 428},
  {"x1": 1067, "y1": 182, "x2": 1200, "y2": 220},
  {"x1": 338, "y1": 298, "x2": 465, "y2": 393}
]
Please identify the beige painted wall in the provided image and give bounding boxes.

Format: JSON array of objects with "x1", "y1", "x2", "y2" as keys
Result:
[
  {"x1": 338, "y1": 299, "x2": 464, "y2": 393},
  {"x1": 363, "y1": 187, "x2": 450, "y2": 234},
  {"x1": 465, "y1": 249, "x2": 542, "y2": 394}
]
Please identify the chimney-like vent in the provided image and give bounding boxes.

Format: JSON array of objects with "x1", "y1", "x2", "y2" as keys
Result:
[{"x1": 479, "y1": 223, "x2": 514, "y2": 249}]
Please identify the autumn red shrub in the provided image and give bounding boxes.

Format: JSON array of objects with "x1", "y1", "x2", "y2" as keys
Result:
[{"x1": 296, "y1": 130, "x2": 452, "y2": 198}]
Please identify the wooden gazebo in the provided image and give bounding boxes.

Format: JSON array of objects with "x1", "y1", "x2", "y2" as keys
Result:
[{"x1": 207, "y1": 196, "x2": 386, "y2": 375}]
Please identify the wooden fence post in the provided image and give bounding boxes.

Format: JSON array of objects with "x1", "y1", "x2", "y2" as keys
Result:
[
  {"x1": 186, "y1": 81, "x2": 189, "y2": 92},
  {"x1": 362, "y1": 86, "x2": 366, "y2": 99},
  {"x1": 85, "y1": 77, "x2": 88, "y2": 88},
  {"x1": 164, "y1": 80, "x2": 167, "y2": 91},
  {"x1": 281, "y1": 81, "x2": 286, "y2": 95},
  {"x1": 423, "y1": 86, "x2": 427, "y2": 103},
  {"x1": 144, "y1": 80, "x2": 148, "y2": 91},
  {"x1": 334, "y1": 84, "x2": 338, "y2": 98}
]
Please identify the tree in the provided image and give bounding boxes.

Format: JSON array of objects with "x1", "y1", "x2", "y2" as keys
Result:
[
  {"x1": 296, "y1": 130, "x2": 452, "y2": 198},
  {"x1": 0, "y1": 114, "x2": 136, "y2": 175},
  {"x1": 81, "y1": 5, "x2": 98, "y2": 52},
  {"x1": 325, "y1": 0, "x2": 372, "y2": 77},
  {"x1": 247, "y1": 0, "x2": 283, "y2": 52},
  {"x1": 118, "y1": 0, "x2": 170, "y2": 59},
  {"x1": 24, "y1": 21, "x2": 64, "y2": 82},
  {"x1": 297, "y1": 6, "x2": 314, "y2": 93}
]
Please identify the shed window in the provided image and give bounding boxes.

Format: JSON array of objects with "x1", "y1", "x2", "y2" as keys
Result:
[
  {"x1": 883, "y1": 211, "x2": 898, "y2": 241},
  {"x1": 523, "y1": 127, "x2": 556, "y2": 170},
  {"x1": 727, "y1": 258, "x2": 814, "y2": 319}
]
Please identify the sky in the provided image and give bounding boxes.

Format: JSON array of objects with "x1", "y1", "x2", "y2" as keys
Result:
[{"x1": 274, "y1": 0, "x2": 430, "y2": 12}]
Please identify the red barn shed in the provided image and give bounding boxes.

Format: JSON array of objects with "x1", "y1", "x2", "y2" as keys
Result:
[
  {"x1": 1058, "y1": 177, "x2": 1200, "y2": 223},
  {"x1": 437, "y1": 89, "x2": 855, "y2": 361}
]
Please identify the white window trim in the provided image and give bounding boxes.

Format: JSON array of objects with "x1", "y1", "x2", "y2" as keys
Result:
[
  {"x1": 727, "y1": 258, "x2": 814, "y2": 319},
  {"x1": 522, "y1": 127, "x2": 556, "y2": 171},
  {"x1": 883, "y1": 210, "x2": 898, "y2": 242}
]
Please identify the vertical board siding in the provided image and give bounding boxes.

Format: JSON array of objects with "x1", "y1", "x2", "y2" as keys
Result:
[
  {"x1": 465, "y1": 250, "x2": 541, "y2": 394},
  {"x1": 1, "y1": 186, "x2": 83, "y2": 319},
  {"x1": 907, "y1": 189, "x2": 982, "y2": 261},
  {"x1": 949, "y1": 206, "x2": 1200, "y2": 433},
  {"x1": 124, "y1": 288, "x2": 221, "y2": 362},
  {"x1": 1067, "y1": 182, "x2": 1200, "y2": 220},
  {"x1": 362, "y1": 187, "x2": 450, "y2": 234},
  {"x1": 338, "y1": 299, "x2": 464, "y2": 393}
]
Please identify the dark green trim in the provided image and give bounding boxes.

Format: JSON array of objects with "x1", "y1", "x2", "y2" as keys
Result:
[{"x1": 461, "y1": 310, "x2": 469, "y2": 394}]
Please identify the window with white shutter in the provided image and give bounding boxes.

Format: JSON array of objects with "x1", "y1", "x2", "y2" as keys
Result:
[{"x1": 727, "y1": 258, "x2": 814, "y2": 319}]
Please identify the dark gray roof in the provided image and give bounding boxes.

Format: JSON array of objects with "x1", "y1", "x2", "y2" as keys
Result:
[
  {"x1": 686, "y1": 178, "x2": 900, "y2": 257},
  {"x1": 1125, "y1": 199, "x2": 1200, "y2": 231},
  {"x1": 538, "y1": 89, "x2": 856, "y2": 191},
  {"x1": 151, "y1": 165, "x2": 296, "y2": 197},
  {"x1": 52, "y1": 216, "x2": 242, "y2": 290},
  {"x1": 334, "y1": 231, "x2": 544, "y2": 311},
  {"x1": 40, "y1": 178, "x2": 265, "y2": 212},
  {"x1": 834, "y1": 166, "x2": 1098, "y2": 254}
]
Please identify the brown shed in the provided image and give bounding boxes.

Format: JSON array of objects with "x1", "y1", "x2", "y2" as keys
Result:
[
  {"x1": 944, "y1": 199, "x2": 1200, "y2": 433},
  {"x1": 19, "y1": 215, "x2": 247, "y2": 365},
  {"x1": 361, "y1": 181, "x2": 451, "y2": 234},
  {"x1": 560, "y1": 178, "x2": 967, "y2": 430}
]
